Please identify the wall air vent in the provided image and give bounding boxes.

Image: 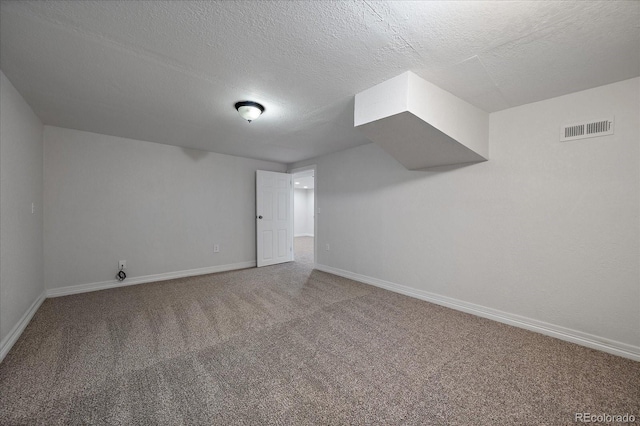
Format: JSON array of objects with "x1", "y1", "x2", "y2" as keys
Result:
[{"x1": 560, "y1": 118, "x2": 614, "y2": 142}]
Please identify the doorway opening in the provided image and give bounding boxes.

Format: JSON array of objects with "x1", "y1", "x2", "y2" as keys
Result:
[{"x1": 291, "y1": 166, "x2": 316, "y2": 265}]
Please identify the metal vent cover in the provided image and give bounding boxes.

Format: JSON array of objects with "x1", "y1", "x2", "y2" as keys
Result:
[{"x1": 561, "y1": 118, "x2": 614, "y2": 142}]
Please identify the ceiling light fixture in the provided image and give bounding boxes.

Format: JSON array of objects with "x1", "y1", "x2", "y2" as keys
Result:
[
  {"x1": 295, "y1": 182, "x2": 300, "y2": 184},
  {"x1": 235, "y1": 101, "x2": 264, "y2": 123}
]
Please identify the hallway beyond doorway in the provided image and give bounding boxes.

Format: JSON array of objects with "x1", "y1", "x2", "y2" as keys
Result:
[{"x1": 294, "y1": 236, "x2": 314, "y2": 265}]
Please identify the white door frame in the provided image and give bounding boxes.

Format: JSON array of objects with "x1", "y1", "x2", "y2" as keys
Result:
[{"x1": 288, "y1": 164, "x2": 317, "y2": 266}]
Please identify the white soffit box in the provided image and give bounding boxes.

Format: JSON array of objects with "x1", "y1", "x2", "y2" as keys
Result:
[{"x1": 354, "y1": 72, "x2": 489, "y2": 170}]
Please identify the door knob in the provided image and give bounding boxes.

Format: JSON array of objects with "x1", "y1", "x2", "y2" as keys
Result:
[{"x1": 258, "y1": 215, "x2": 263, "y2": 219}]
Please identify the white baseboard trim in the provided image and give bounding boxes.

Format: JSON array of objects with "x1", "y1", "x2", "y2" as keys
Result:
[
  {"x1": 0, "y1": 291, "x2": 46, "y2": 363},
  {"x1": 314, "y1": 264, "x2": 640, "y2": 362},
  {"x1": 47, "y1": 261, "x2": 256, "y2": 298},
  {"x1": 294, "y1": 233, "x2": 314, "y2": 237}
]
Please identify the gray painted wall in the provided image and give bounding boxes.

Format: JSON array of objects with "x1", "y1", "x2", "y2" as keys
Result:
[
  {"x1": 0, "y1": 71, "x2": 44, "y2": 342},
  {"x1": 291, "y1": 77, "x2": 639, "y2": 349},
  {"x1": 44, "y1": 126, "x2": 286, "y2": 290}
]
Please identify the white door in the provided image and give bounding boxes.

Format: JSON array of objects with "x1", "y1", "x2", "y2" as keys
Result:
[{"x1": 256, "y1": 170, "x2": 293, "y2": 267}]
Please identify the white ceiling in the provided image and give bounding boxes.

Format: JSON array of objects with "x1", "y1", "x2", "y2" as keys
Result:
[{"x1": 1, "y1": 1, "x2": 638, "y2": 164}]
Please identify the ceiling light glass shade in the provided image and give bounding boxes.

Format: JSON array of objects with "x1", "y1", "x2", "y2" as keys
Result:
[{"x1": 235, "y1": 101, "x2": 264, "y2": 122}]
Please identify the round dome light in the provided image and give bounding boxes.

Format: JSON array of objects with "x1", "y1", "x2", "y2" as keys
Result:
[{"x1": 235, "y1": 101, "x2": 265, "y2": 123}]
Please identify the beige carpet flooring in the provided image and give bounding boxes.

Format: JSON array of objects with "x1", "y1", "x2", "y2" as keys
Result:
[
  {"x1": 1, "y1": 252, "x2": 638, "y2": 424},
  {"x1": 295, "y1": 236, "x2": 314, "y2": 265}
]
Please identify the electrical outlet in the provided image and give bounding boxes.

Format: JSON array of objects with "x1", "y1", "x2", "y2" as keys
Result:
[
  {"x1": 119, "y1": 260, "x2": 126, "y2": 270},
  {"x1": 325, "y1": 243, "x2": 330, "y2": 251},
  {"x1": 214, "y1": 244, "x2": 220, "y2": 253}
]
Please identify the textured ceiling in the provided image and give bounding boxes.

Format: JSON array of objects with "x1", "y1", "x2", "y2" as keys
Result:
[{"x1": 1, "y1": 1, "x2": 638, "y2": 164}]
